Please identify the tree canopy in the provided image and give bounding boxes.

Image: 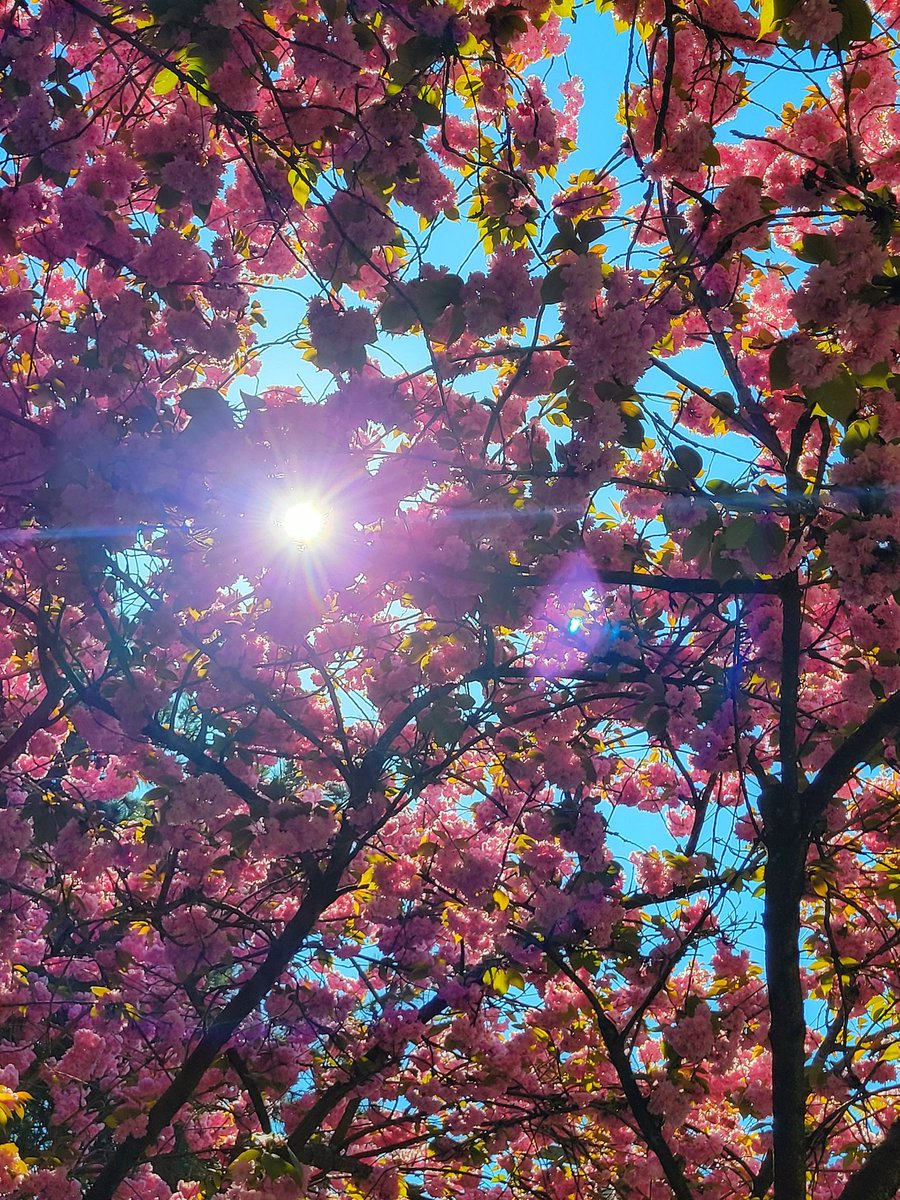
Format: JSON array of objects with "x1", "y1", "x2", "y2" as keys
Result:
[{"x1": 3, "y1": 0, "x2": 900, "y2": 1197}]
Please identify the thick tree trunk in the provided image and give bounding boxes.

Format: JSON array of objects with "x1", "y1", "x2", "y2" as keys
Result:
[
  {"x1": 763, "y1": 819, "x2": 809, "y2": 1200},
  {"x1": 838, "y1": 1122, "x2": 900, "y2": 1200},
  {"x1": 763, "y1": 571, "x2": 809, "y2": 1200}
]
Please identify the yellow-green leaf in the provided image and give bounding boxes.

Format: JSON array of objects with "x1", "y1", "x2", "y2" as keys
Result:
[
  {"x1": 484, "y1": 967, "x2": 509, "y2": 994},
  {"x1": 288, "y1": 166, "x2": 312, "y2": 206},
  {"x1": 152, "y1": 68, "x2": 180, "y2": 96}
]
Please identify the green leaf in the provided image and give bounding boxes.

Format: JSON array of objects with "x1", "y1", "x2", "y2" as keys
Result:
[
  {"x1": 240, "y1": 389, "x2": 266, "y2": 412},
  {"x1": 618, "y1": 410, "x2": 645, "y2": 448},
  {"x1": 259, "y1": 1151, "x2": 303, "y2": 1182},
  {"x1": 484, "y1": 966, "x2": 509, "y2": 994},
  {"x1": 796, "y1": 232, "x2": 838, "y2": 264},
  {"x1": 758, "y1": 0, "x2": 797, "y2": 37},
  {"x1": 152, "y1": 67, "x2": 180, "y2": 95},
  {"x1": 179, "y1": 388, "x2": 235, "y2": 432},
  {"x1": 287, "y1": 165, "x2": 312, "y2": 206},
  {"x1": 697, "y1": 684, "x2": 726, "y2": 722},
  {"x1": 805, "y1": 367, "x2": 859, "y2": 426},
  {"x1": 841, "y1": 415, "x2": 880, "y2": 457},
  {"x1": 577, "y1": 216, "x2": 606, "y2": 243},
  {"x1": 673, "y1": 445, "x2": 703, "y2": 477},
  {"x1": 396, "y1": 33, "x2": 444, "y2": 69},
  {"x1": 856, "y1": 362, "x2": 892, "y2": 390},
  {"x1": 178, "y1": 42, "x2": 221, "y2": 80},
  {"x1": 682, "y1": 514, "x2": 720, "y2": 565},
  {"x1": 828, "y1": 0, "x2": 873, "y2": 49},
  {"x1": 706, "y1": 479, "x2": 741, "y2": 496},
  {"x1": 550, "y1": 365, "x2": 577, "y2": 393},
  {"x1": 380, "y1": 275, "x2": 463, "y2": 333},
  {"x1": 663, "y1": 466, "x2": 689, "y2": 491},
  {"x1": 180, "y1": 387, "x2": 230, "y2": 417},
  {"x1": 569, "y1": 948, "x2": 601, "y2": 973},
  {"x1": 710, "y1": 550, "x2": 740, "y2": 583},
  {"x1": 566, "y1": 393, "x2": 594, "y2": 422},
  {"x1": 379, "y1": 294, "x2": 417, "y2": 334},
  {"x1": 721, "y1": 514, "x2": 756, "y2": 550},
  {"x1": 645, "y1": 708, "x2": 669, "y2": 737},
  {"x1": 141, "y1": 787, "x2": 169, "y2": 803},
  {"x1": 20, "y1": 157, "x2": 43, "y2": 184},
  {"x1": 768, "y1": 340, "x2": 793, "y2": 390},
  {"x1": 229, "y1": 1149, "x2": 260, "y2": 1171},
  {"x1": 411, "y1": 96, "x2": 442, "y2": 126},
  {"x1": 415, "y1": 274, "x2": 464, "y2": 323},
  {"x1": 700, "y1": 141, "x2": 721, "y2": 167},
  {"x1": 155, "y1": 184, "x2": 183, "y2": 211},
  {"x1": 386, "y1": 59, "x2": 416, "y2": 90},
  {"x1": 540, "y1": 265, "x2": 568, "y2": 305},
  {"x1": 747, "y1": 522, "x2": 786, "y2": 569}
]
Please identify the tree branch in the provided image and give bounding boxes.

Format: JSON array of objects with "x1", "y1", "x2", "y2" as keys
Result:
[
  {"x1": 761, "y1": 571, "x2": 808, "y2": 1200},
  {"x1": 0, "y1": 685, "x2": 64, "y2": 773},
  {"x1": 82, "y1": 827, "x2": 357, "y2": 1200},
  {"x1": 541, "y1": 944, "x2": 694, "y2": 1200},
  {"x1": 145, "y1": 718, "x2": 268, "y2": 818},
  {"x1": 431, "y1": 564, "x2": 781, "y2": 596},
  {"x1": 801, "y1": 688, "x2": 900, "y2": 829},
  {"x1": 836, "y1": 1121, "x2": 900, "y2": 1200},
  {"x1": 284, "y1": 990, "x2": 452, "y2": 1159}
]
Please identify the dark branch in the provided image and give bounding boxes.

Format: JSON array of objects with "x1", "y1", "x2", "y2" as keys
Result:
[
  {"x1": 82, "y1": 827, "x2": 356, "y2": 1200},
  {"x1": 801, "y1": 689, "x2": 900, "y2": 829},
  {"x1": 836, "y1": 1121, "x2": 900, "y2": 1200},
  {"x1": 0, "y1": 686, "x2": 64, "y2": 773},
  {"x1": 541, "y1": 943, "x2": 695, "y2": 1200},
  {"x1": 145, "y1": 718, "x2": 267, "y2": 818}
]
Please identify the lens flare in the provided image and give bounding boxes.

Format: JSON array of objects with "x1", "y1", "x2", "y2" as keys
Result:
[{"x1": 279, "y1": 500, "x2": 326, "y2": 544}]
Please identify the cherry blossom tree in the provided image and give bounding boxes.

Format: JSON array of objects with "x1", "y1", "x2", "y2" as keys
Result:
[{"x1": 3, "y1": 0, "x2": 900, "y2": 1198}]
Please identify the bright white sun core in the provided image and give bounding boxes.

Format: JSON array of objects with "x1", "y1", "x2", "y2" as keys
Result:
[{"x1": 278, "y1": 500, "x2": 327, "y2": 544}]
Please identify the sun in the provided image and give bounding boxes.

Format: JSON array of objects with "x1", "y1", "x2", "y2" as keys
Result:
[{"x1": 279, "y1": 499, "x2": 327, "y2": 545}]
